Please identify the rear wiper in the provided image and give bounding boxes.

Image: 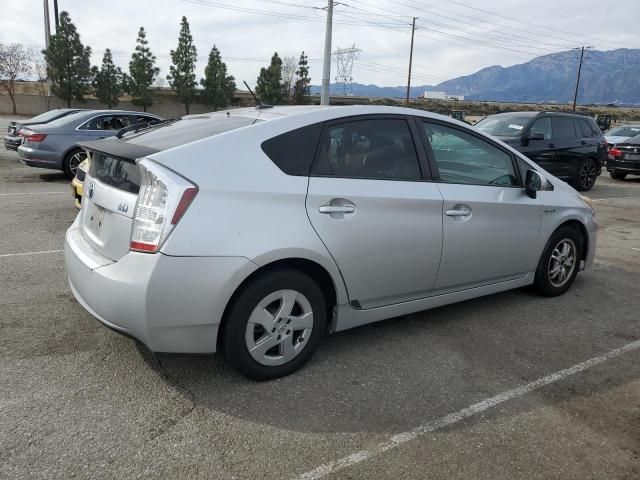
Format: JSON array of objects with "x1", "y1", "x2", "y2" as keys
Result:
[{"x1": 116, "y1": 118, "x2": 179, "y2": 139}]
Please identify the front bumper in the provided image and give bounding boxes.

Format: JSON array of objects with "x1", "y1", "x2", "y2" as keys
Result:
[
  {"x1": 583, "y1": 210, "x2": 597, "y2": 271},
  {"x1": 64, "y1": 218, "x2": 255, "y2": 353},
  {"x1": 17, "y1": 145, "x2": 62, "y2": 170},
  {"x1": 3, "y1": 135, "x2": 21, "y2": 150}
]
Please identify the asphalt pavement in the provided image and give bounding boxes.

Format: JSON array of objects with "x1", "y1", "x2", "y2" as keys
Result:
[{"x1": 1, "y1": 115, "x2": 639, "y2": 480}]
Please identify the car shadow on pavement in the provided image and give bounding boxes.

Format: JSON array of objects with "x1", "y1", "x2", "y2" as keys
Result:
[{"x1": 139, "y1": 265, "x2": 640, "y2": 435}]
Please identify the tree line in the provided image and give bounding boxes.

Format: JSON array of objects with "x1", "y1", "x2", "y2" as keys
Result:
[{"x1": 0, "y1": 11, "x2": 311, "y2": 115}]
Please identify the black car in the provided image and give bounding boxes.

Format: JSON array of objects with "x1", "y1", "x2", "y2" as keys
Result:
[
  {"x1": 607, "y1": 134, "x2": 640, "y2": 180},
  {"x1": 3, "y1": 108, "x2": 85, "y2": 151},
  {"x1": 475, "y1": 112, "x2": 608, "y2": 191}
]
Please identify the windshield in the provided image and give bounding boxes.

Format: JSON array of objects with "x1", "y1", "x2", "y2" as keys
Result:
[
  {"x1": 476, "y1": 116, "x2": 532, "y2": 137},
  {"x1": 607, "y1": 125, "x2": 640, "y2": 137}
]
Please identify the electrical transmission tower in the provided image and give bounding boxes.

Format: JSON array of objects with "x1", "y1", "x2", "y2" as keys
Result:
[{"x1": 332, "y1": 45, "x2": 361, "y2": 96}]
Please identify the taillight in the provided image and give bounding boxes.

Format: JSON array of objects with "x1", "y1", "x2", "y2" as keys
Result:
[
  {"x1": 608, "y1": 148, "x2": 622, "y2": 160},
  {"x1": 21, "y1": 129, "x2": 47, "y2": 142},
  {"x1": 129, "y1": 159, "x2": 198, "y2": 253}
]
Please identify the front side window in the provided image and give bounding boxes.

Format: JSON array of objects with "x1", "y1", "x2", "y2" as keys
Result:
[
  {"x1": 552, "y1": 117, "x2": 578, "y2": 139},
  {"x1": 530, "y1": 117, "x2": 552, "y2": 140},
  {"x1": 423, "y1": 122, "x2": 518, "y2": 187},
  {"x1": 313, "y1": 118, "x2": 421, "y2": 180}
]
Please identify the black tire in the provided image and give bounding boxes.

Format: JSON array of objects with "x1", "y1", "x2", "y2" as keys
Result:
[
  {"x1": 533, "y1": 226, "x2": 584, "y2": 297},
  {"x1": 63, "y1": 148, "x2": 87, "y2": 179},
  {"x1": 221, "y1": 269, "x2": 327, "y2": 380},
  {"x1": 575, "y1": 158, "x2": 598, "y2": 191},
  {"x1": 610, "y1": 172, "x2": 627, "y2": 180}
]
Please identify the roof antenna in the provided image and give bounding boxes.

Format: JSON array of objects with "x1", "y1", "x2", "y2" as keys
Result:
[{"x1": 243, "y1": 81, "x2": 273, "y2": 110}]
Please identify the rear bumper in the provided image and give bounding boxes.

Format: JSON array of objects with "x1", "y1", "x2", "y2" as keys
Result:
[
  {"x1": 64, "y1": 218, "x2": 256, "y2": 353},
  {"x1": 606, "y1": 158, "x2": 640, "y2": 174},
  {"x1": 3, "y1": 135, "x2": 21, "y2": 150},
  {"x1": 17, "y1": 145, "x2": 62, "y2": 170},
  {"x1": 71, "y1": 176, "x2": 83, "y2": 209}
]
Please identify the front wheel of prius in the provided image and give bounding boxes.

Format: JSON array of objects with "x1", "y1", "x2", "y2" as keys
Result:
[
  {"x1": 221, "y1": 269, "x2": 327, "y2": 380},
  {"x1": 533, "y1": 226, "x2": 584, "y2": 297}
]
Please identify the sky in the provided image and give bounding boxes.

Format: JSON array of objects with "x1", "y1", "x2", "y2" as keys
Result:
[{"x1": 1, "y1": 0, "x2": 639, "y2": 89}]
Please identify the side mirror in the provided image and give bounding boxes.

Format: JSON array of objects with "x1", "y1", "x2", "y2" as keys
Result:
[
  {"x1": 525, "y1": 169, "x2": 546, "y2": 199},
  {"x1": 529, "y1": 132, "x2": 545, "y2": 141}
]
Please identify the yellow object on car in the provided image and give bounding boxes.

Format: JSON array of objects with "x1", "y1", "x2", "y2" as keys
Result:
[{"x1": 71, "y1": 158, "x2": 89, "y2": 209}]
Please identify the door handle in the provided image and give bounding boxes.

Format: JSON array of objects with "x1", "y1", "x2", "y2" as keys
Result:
[
  {"x1": 445, "y1": 209, "x2": 472, "y2": 217},
  {"x1": 319, "y1": 205, "x2": 355, "y2": 214},
  {"x1": 548, "y1": 143, "x2": 555, "y2": 148},
  {"x1": 580, "y1": 140, "x2": 587, "y2": 145}
]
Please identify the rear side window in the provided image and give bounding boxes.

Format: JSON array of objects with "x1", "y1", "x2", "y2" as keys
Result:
[
  {"x1": 80, "y1": 115, "x2": 132, "y2": 131},
  {"x1": 577, "y1": 118, "x2": 594, "y2": 137},
  {"x1": 313, "y1": 118, "x2": 421, "y2": 180},
  {"x1": 261, "y1": 123, "x2": 322, "y2": 176},
  {"x1": 552, "y1": 117, "x2": 578, "y2": 139},
  {"x1": 89, "y1": 153, "x2": 140, "y2": 194}
]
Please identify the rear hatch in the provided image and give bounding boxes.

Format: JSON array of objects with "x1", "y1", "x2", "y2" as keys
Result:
[{"x1": 76, "y1": 112, "x2": 262, "y2": 261}]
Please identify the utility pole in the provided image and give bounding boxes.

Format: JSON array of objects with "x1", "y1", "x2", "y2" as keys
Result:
[
  {"x1": 405, "y1": 17, "x2": 417, "y2": 105},
  {"x1": 572, "y1": 46, "x2": 592, "y2": 111},
  {"x1": 320, "y1": 0, "x2": 334, "y2": 105},
  {"x1": 43, "y1": 0, "x2": 52, "y2": 97},
  {"x1": 53, "y1": 0, "x2": 59, "y2": 29}
]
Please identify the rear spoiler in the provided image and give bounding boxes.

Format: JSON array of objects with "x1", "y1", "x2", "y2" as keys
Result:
[{"x1": 76, "y1": 138, "x2": 159, "y2": 163}]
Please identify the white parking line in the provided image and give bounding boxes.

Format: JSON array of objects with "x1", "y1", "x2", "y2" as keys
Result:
[
  {"x1": 293, "y1": 339, "x2": 640, "y2": 480},
  {"x1": 0, "y1": 191, "x2": 68, "y2": 196},
  {"x1": 0, "y1": 249, "x2": 63, "y2": 258},
  {"x1": 592, "y1": 196, "x2": 639, "y2": 202}
]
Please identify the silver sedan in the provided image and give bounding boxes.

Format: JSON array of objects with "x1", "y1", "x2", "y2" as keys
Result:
[
  {"x1": 17, "y1": 109, "x2": 162, "y2": 178},
  {"x1": 64, "y1": 106, "x2": 597, "y2": 380}
]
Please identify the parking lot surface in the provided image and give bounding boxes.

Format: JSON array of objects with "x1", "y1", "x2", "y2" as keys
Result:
[{"x1": 1, "y1": 115, "x2": 639, "y2": 479}]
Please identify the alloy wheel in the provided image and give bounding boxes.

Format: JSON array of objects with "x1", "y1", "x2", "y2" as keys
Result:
[
  {"x1": 579, "y1": 160, "x2": 597, "y2": 190},
  {"x1": 245, "y1": 289, "x2": 314, "y2": 366},
  {"x1": 547, "y1": 238, "x2": 577, "y2": 288},
  {"x1": 69, "y1": 151, "x2": 87, "y2": 177}
]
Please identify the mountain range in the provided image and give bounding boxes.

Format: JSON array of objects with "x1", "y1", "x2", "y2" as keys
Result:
[{"x1": 310, "y1": 48, "x2": 640, "y2": 105}]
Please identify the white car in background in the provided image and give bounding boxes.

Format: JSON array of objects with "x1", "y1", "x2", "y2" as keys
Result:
[{"x1": 605, "y1": 124, "x2": 640, "y2": 147}]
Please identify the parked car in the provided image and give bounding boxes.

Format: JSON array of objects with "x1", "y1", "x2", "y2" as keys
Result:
[
  {"x1": 17, "y1": 110, "x2": 163, "y2": 178},
  {"x1": 65, "y1": 106, "x2": 597, "y2": 380},
  {"x1": 71, "y1": 158, "x2": 89, "y2": 209},
  {"x1": 475, "y1": 112, "x2": 607, "y2": 191},
  {"x1": 604, "y1": 124, "x2": 640, "y2": 147},
  {"x1": 607, "y1": 133, "x2": 640, "y2": 180},
  {"x1": 4, "y1": 108, "x2": 84, "y2": 151}
]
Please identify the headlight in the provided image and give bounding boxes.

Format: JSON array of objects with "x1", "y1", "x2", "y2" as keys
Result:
[{"x1": 579, "y1": 195, "x2": 595, "y2": 210}]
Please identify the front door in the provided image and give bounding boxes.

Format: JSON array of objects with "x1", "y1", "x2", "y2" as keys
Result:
[
  {"x1": 306, "y1": 116, "x2": 444, "y2": 309},
  {"x1": 420, "y1": 120, "x2": 542, "y2": 293},
  {"x1": 521, "y1": 116, "x2": 559, "y2": 175}
]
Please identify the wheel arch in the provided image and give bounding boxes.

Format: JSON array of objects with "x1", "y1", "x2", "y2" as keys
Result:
[
  {"x1": 553, "y1": 219, "x2": 589, "y2": 262},
  {"x1": 217, "y1": 255, "x2": 345, "y2": 351}
]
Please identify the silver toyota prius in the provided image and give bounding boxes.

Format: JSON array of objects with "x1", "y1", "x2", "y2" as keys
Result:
[{"x1": 64, "y1": 106, "x2": 597, "y2": 380}]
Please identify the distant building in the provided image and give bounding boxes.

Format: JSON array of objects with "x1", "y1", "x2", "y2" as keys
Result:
[{"x1": 420, "y1": 91, "x2": 464, "y2": 101}]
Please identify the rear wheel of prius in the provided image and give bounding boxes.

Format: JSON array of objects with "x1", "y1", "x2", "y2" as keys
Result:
[
  {"x1": 576, "y1": 158, "x2": 598, "y2": 191},
  {"x1": 221, "y1": 269, "x2": 327, "y2": 380},
  {"x1": 63, "y1": 149, "x2": 87, "y2": 179},
  {"x1": 533, "y1": 226, "x2": 583, "y2": 297}
]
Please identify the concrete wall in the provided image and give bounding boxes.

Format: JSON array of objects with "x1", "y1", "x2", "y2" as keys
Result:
[{"x1": 0, "y1": 93, "x2": 243, "y2": 118}]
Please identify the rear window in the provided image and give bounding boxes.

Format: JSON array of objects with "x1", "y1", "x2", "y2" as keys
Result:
[
  {"x1": 89, "y1": 153, "x2": 141, "y2": 194},
  {"x1": 261, "y1": 123, "x2": 322, "y2": 176},
  {"x1": 29, "y1": 109, "x2": 74, "y2": 123},
  {"x1": 125, "y1": 115, "x2": 262, "y2": 151}
]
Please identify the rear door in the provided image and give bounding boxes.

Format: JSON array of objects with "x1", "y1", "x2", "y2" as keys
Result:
[
  {"x1": 76, "y1": 114, "x2": 132, "y2": 141},
  {"x1": 551, "y1": 117, "x2": 582, "y2": 179},
  {"x1": 419, "y1": 120, "x2": 541, "y2": 292},
  {"x1": 306, "y1": 115, "x2": 444, "y2": 309}
]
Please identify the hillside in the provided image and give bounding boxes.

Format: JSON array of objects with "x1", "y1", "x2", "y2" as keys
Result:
[{"x1": 312, "y1": 48, "x2": 640, "y2": 105}]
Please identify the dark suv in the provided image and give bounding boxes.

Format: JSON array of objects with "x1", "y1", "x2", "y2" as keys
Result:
[{"x1": 475, "y1": 112, "x2": 608, "y2": 191}]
